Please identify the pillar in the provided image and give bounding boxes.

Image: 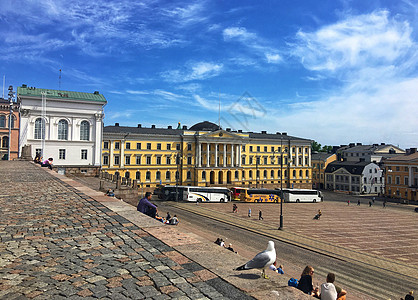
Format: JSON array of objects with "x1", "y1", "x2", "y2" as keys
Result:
[
  {"x1": 223, "y1": 144, "x2": 227, "y2": 167},
  {"x1": 206, "y1": 143, "x2": 210, "y2": 167}
]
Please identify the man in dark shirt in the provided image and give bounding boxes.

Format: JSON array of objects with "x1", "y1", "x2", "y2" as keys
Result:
[{"x1": 137, "y1": 192, "x2": 157, "y2": 218}]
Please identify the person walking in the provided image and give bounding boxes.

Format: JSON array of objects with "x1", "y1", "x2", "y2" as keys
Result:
[
  {"x1": 258, "y1": 210, "x2": 263, "y2": 220},
  {"x1": 357, "y1": 200, "x2": 361, "y2": 206},
  {"x1": 383, "y1": 200, "x2": 386, "y2": 208},
  {"x1": 248, "y1": 208, "x2": 251, "y2": 217}
]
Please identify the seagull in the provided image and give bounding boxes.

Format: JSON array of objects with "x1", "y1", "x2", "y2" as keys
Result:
[{"x1": 235, "y1": 241, "x2": 276, "y2": 278}]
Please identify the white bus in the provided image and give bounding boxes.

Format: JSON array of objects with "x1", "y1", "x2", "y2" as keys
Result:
[
  {"x1": 276, "y1": 188, "x2": 323, "y2": 203},
  {"x1": 160, "y1": 185, "x2": 230, "y2": 202}
]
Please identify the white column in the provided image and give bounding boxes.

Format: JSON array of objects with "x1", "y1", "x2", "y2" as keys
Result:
[
  {"x1": 109, "y1": 140, "x2": 114, "y2": 166},
  {"x1": 302, "y1": 147, "x2": 305, "y2": 167},
  {"x1": 215, "y1": 143, "x2": 218, "y2": 167},
  {"x1": 289, "y1": 146, "x2": 293, "y2": 166},
  {"x1": 236, "y1": 144, "x2": 239, "y2": 166},
  {"x1": 206, "y1": 143, "x2": 210, "y2": 167},
  {"x1": 94, "y1": 114, "x2": 103, "y2": 166},
  {"x1": 197, "y1": 142, "x2": 201, "y2": 167},
  {"x1": 231, "y1": 143, "x2": 234, "y2": 167},
  {"x1": 296, "y1": 147, "x2": 299, "y2": 167},
  {"x1": 308, "y1": 147, "x2": 311, "y2": 167},
  {"x1": 120, "y1": 140, "x2": 125, "y2": 168},
  {"x1": 223, "y1": 144, "x2": 227, "y2": 167},
  {"x1": 238, "y1": 144, "x2": 242, "y2": 167}
]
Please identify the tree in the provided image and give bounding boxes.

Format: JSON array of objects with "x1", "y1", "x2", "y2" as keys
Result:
[
  {"x1": 311, "y1": 141, "x2": 322, "y2": 152},
  {"x1": 321, "y1": 145, "x2": 333, "y2": 153}
]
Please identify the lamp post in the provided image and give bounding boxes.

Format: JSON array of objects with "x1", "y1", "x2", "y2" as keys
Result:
[
  {"x1": 279, "y1": 137, "x2": 284, "y2": 230},
  {"x1": 7, "y1": 85, "x2": 14, "y2": 161}
]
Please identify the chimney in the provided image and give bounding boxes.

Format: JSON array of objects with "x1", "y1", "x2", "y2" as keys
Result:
[
  {"x1": 137, "y1": 124, "x2": 142, "y2": 128},
  {"x1": 182, "y1": 125, "x2": 187, "y2": 130},
  {"x1": 93, "y1": 91, "x2": 99, "y2": 95},
  {"x1": 349, "y1": 143, "x2": 355, "y2": 147},
  {"x1": 168, "y1": 125, "x2": 172, "y2": 129},
  {"x1": 22, "y1": 84, "x2": 27, "y2": 88},
  {"x1": 356, "y1": 143, "x2": 362, "y2": 146},
  {"x1": 276, "y1": 132, "x2": 281, "y2": 135},
  {"x1": 282, "y1": 132, "x2": 287, "y2": 136},
  {"x1": 409, "y1": 148, "x2": 417, "y2": 154},
  {"x1": 261, "y1": 130, "x2": 267, "y2": 134},
  {"x1": 151, "y1": 125, "x2": 156, "y2": 129},
  {"x1": 115, "y1": 123, "x2": 119, "y2": 127},
  {"x1": 226, "y1": 128, "x2": 231, "y2": 132},
  {"x1": 381, "y1": 143, "x2": 386, "y2": 145},
  {"x1": 238, "y1": 130, "x2": 242, "y2": 133}
]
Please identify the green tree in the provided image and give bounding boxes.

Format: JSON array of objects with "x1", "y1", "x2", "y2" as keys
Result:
[
  {"x1": 321, "y1": 145, "x2": 333, "y2": 153},
  {"x1": 311, "y1": 141, "x2": 322, "y2": 152}
]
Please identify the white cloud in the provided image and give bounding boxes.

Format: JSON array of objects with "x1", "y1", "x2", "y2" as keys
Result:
[
  {"x1": 162, "y1": 61, "x2": 223, "y2": 83},
  {"x1": 265, "y1": 53, "x2": 281, "y2": 64},
  {"x1": 223, "y1": 27, "x2": 255, "y2": 41}
]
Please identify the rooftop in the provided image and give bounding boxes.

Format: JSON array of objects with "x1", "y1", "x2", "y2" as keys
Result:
[{"x1": 17, "y1": 84, "x2": 107, "y2": 103}]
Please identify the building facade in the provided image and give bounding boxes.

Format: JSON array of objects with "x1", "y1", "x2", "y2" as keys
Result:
[
  {"x1": 340, "y1": 143, "x2": 405, "y2": 163},
  {"x1": 325, "y1": 161, "x2": 384, "y2": 194},
  {"x1": 0, "y1": 98, "x2": 20, "y2": 160},
  {"x1": 312, "y1": 152, "x2": 336, "y2": 189},
  {"x1": 384, "y1": 150, "x2": 418, "y2": 202},
  {"x1": 17, "y1": 84, "x2": 107, "y2": 174},
  {"x1": 102, "y1": 121, "x2": 313, "y2": 190}
]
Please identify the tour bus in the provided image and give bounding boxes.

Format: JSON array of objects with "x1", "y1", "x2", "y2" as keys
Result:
[
  {"x1": 276, "y1": 188, "x2": 323, "y2": 203},
  {"x1": 239, "y1": 189, "x2": 281, "y2": 203},
  {"x1": 160, "y1": 185, "x2": 230, "y2": 202},
  {"x1": 230, "y1": 187, "x2": 247, "y2": 201}
]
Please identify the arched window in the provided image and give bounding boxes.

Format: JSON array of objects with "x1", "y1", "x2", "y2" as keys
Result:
[
  {"x1": 299, "y1": 170, "x2": 303, "y2": 177},
  {"x1": 166, "y1": 171, "x2": 170, "y2": 180},
  {"x1": 256, "y1": 170, "x2": 260, "y2": 178},
  {"x1": 242, "y1": 170, "x2": 245, "y2": 179},
  {"x1": 249, "y1": 170, "x2": 253, "y2": 178},
  {"x1": 125, "y1": 172, "x2": 130, "y2": 179},
  {"x1": 58, "y1": 119, "x2": 68, "y2": 140},
  {"x1": 2, "y1": 136, "x2": 8, "y2": 148},
  {"x1": 156, "y1": 171, "x2": 161, "y2": 180},
  {"x1": 271, "y1": 170, "x2": 274, "y2": 178},
  {"x1": 146, "y1": 171, "x2": 151, "y2": 181},
  {"x1": 284, "y1": 170, "x2": 287, "y2": 177},
  {"x1": 306, "y1": 170, "x2": 309, "y2": 177},
  {"x1": 278, "y1": 170, "x2": 281, "y2": 178},
  {"x1": 34, "y1": 118, "x2": 45, "y2": 139},
  {"x1": 293, "y1": 170, "x2": 296, "y2": 178},
  {"x1": 263, "y1": 170, "x2": 267, "y2": 179},
  {"x1": 80, "y1": 121, "x2": 90, "y2": 141},
  {"x1": 0, "y1": 115, "x2": 5, "y2": 127},
  {"x1": 187, "y1": 171, "x2": 191, "y2": 180},
  {"x1": 136, "y1": 171, "x2": 141, "y2": 180},
  {"x1": 235, "y1": 170, "x2": 239, "y2": 179},
  {"x1": 202, "y1": 171, "x2": 206, "y2": 180}
]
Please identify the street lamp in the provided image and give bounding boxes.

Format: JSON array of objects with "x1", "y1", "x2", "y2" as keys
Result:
[
  {"x1": 7, "y1": 85, "x2": 14, "y2": 161},
  {"x1": 279, "y1": 137, "x2": 284, "y2": 230}
]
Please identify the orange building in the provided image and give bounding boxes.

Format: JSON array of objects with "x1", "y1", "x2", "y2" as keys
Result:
[
  {"x1": 0, "y1": 98, "x2": 20, "y2": 160},
  {"x1": 384, "y1": 149, "x2": 418, "y2": 202}
]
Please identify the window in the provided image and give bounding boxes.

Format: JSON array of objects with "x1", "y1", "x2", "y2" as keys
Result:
[
  {"x1": 146, "y1": 171, "x2": 151, "y2": 181},
  {"x1": 249, "y1": 170, "x2": 253, "y2": 178},
  {"x1": 34, "y1": 118, "x2": 45, "y2": 139},
  {"x1": 176, "y1": 143, "x2": 181, "y2": 150},
  {"x1": 306, "y1": 170, "x2": 309, "y2": 177},
  {"x1": 126, "y1": 142, "x2": 131, "y2": 149},
  {"x1": 166, "y1": 157, "x2": 171, "y2": 165},
  {"x1": 369, "y1": 169, "x2": 372, "y2": 173},
  {"x1": 187, "y1": 143, "x2": 192, "y2": 151},
  {"x1": 242, "y1": 157, "x2": 245, "y2": 165},
  {"x1": 264, "y1": 157, "x2": 268, "y2": 164},
  {"x1": 103, "y1": 155, "x2": 109, "y2": 165},
  {"x1": 114, "y1": 155, "x2": 120, "y2": 165},
  {"x1": 136, "y1": 143, "x2": 141, "y2": 149},
  {"x1": 146, "y1": 156, "x2": 151, "y2": 164},
  {"x1": 136, "y1": 156, "x2": 141, "y2": 165},
  {"x1": 264, "y1": 146, "x2": 267, "y2": 152},
  {"x1": 405, "y1": 177, "x2": 409, "y2": 185},
  {"x1": 166, "y1": 171, "x2": 170, "y2": 180},
  {"x1": 125, "y1": 156, "x2": 130, "y2": 165},
  {"x1": 242, "y1": 170, "x2": 245, "y2": 179},
  {"x1": 396, "y1": 166, "x2": 400, "y2": 171},
  {"x1": 0, "y1": 115, "x2": 5, "y2": 127},
  {"x1": 156, "y1": 156, "x2": 161, "y2": 165},
  {"x1": 187, "y1": 157, "x2": 192, "y2": 165},
  {"x1": 242, "y1": 145, "x2": 245, "y2": 152},
  {"x1": 115, "y1": 142, "x2": 120, "y2": 149},
  {"x1": 167, "y1": 144, "x2": 171, "y2": 150},
  {"x1": 9, "y1": 115, "x2": 15, "y2": 128},
  {"x1": 103, "y1": 141, "x2": 109, "y2": 149},
  {"x1": 202, "y1": 171, "x2": 206, "y2": 180},
  {"x1": 2, "y1": 136, "x2": 8, "y2": 148},
  {"x1": 257, "y1": 146, "x2": 260, "y2": 152},
  {"x1": 156, "y1": 171, "x2": 161, "y2": 180},
  {"x1": 299, "y1": 170, "x2": 303, "y2": 177},
  {"x1": 125, "y1": 172, "x2": 130, "y2": 179},
  {"x1": 58, "y1": 119, "x2": 68, "y2": 140},
  {"x1": 187, "y1": 171, "x2": 191, "y2": 180},
  {"x1": 271, "y1": 147, "x2": 274, "y2": 152},
  {"x1": 59, "y1": 149, "x2": 66, "y2": 160},
  {"x1": 395, "y1": 176, "x2": 400, "y2": 185},
  {"x1": 157, "y1": 143, "x2": 161, "y2": 150},
  {"x1": 256, "y1": 170, "x2": 260, "y2": 178},
  {"x1": 249, "y1": 146, "x2": 253, "y2": 152},
  {"x1": 80, "y1": 121, "x2": 89, "y2": 141},
  {"x1": 235, "y1": 171, "x2": 239, "y2": 179},
  {"x1": 35, "y1": 149, "x2": 42, "y2": 156},
  {"x1": 81, "y1": 149, "x2": 87, "y2": 160},
  {"x1": 136, "y1": 171, "x2": 141, "y2": 180},
  {"x1": 249, "y1": 157, "x2": 253, "y2": 164},
  {"x1": 292, "y1": 170, "x2": 296, "y2": 178},
  {"x1": 147, "y1": 143, "x2": 151, "y2": 150}
]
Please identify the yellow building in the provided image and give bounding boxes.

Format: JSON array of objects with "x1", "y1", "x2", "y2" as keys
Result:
[
  {"x1": 311, "y1": 152, "x2": 337, "y2": 189},
  {"x1": 384, "y1": 150, "x2": 418, "y2": 202},
  {"x1": 102, "y1": 121, "x2": 313, "y2": 190}
]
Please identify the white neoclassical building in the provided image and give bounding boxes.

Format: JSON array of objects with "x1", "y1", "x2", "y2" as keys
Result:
[{"x1": 17, "y1": 84, "x2": 107, "y2": 175}]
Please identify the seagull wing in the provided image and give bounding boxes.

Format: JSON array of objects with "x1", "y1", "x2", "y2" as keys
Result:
[{"x1": 244, "y1": 249, "x2": 275, "y2": 270}]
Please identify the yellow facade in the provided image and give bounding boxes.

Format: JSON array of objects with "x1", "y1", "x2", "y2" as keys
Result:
[
  {"x1": 384, "y1": 152, "x2": 418, "y2": 202},
  {"x1": 101, "y1": 122, "x2": 312, "y2": 190},
  {"x1": 312, "y1": 153, "x2": 337, "y2": 189}
]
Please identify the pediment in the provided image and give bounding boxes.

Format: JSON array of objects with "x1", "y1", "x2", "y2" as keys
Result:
[{"x1": 198, "y1": 130, "x2": 244, "y2": 140}]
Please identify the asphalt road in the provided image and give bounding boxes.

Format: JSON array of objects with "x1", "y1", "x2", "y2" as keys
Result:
[{"x1": 155, "y1": 200, "x2": 417, "y2": 300}]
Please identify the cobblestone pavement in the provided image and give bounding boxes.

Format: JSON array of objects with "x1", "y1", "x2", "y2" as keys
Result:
[{"x1": 0, "y1": 161, "x2": 253, "y2": 300}]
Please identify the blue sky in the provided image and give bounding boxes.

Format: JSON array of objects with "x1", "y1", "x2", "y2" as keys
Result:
[{"x1": 1, "y1": 0, "x2": 417, "y2": 149}]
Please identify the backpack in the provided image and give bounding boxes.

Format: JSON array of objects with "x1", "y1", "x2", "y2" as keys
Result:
[{"x1": 288, "y1": 278, "x2": 298, "y2": 287}]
